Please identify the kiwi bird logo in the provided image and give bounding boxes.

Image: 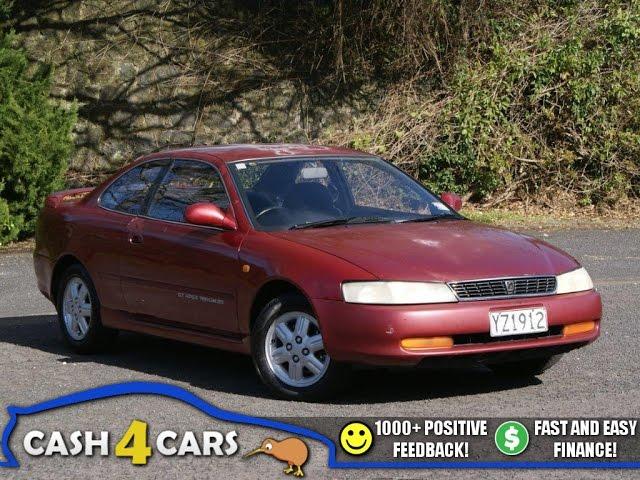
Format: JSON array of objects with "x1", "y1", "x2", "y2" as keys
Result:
[{"x1": 244, "y1": 437, "x2": 309, "y2": 477}]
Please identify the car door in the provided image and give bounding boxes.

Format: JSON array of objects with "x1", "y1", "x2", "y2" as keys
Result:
[
  {"x1": 119, "y1": 159, "x2": 243, "y2": 334},
  {"x1": 94, "y1": 159, "x2": 169, "y2": 309}
]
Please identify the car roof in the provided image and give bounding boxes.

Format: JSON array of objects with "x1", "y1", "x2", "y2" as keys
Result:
[{"x1": 143, "y1": 144, "x2": 371, "y2": 163}]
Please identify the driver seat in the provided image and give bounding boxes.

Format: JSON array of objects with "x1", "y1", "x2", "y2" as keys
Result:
[{"x1": 282, "y1": 182, "x2": 340, "y2": 216}]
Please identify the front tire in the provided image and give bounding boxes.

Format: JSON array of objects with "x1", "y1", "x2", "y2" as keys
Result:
[
  {"x1": 251, "y1": 293, "x2": 348, "y2": 401},
  {"x1": 56, "y1": 264, "x2": 117, "y2": 353}
]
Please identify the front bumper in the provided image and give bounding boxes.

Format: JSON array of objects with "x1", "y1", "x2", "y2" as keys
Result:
[{"x1": 313, "y1": 289, "x2": 601, "y2": 366}]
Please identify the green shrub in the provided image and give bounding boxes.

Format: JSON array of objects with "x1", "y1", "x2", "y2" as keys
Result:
[
  {"x1": 0, "y1": 196, "x2": 17, "y2": 244},
  {"x1": 0, "y1": 1, "x2": 12, "y2": 21},
  {"x1": 425, "y1": 0, "x2": 640, "y2": 202},
  {"x1": 0, "y1": 29, "x2": 76, "y2": 245}
]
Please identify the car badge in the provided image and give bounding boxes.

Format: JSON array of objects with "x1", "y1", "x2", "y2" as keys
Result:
[{"x1": 504, "y1": 280, "x2": 516, "y2": 294}]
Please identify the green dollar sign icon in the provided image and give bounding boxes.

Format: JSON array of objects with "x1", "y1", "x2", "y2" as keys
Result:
[{"x1": 495, "y1": 421, "x2": 529, "y2": 456}]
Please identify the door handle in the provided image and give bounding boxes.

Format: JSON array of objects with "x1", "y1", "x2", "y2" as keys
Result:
[{"x1": 129, "y1": 233, "x2": 143, "y2": 245}]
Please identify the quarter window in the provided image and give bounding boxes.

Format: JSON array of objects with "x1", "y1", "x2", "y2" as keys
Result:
[
  {"x1": 99, "y1": 160, "x2": 168, "y2": 214},
  {"x1": 147, "y1": 160, "x2": 230, "y2": 223}
]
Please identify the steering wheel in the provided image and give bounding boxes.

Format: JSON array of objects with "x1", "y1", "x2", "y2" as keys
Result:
[
  {"x1": 326, "y1": 184, "x2": 345, "y2": 215},
  {"x1": 255, "y1": 206, "x2": 286, "y2": 220},
  {"x1": 327, "y1": 183, "x2": 339, "y2": 201}
]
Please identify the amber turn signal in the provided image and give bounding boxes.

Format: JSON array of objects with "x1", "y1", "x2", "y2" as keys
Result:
[
  {"x1": 562, "y1": 321, "x2": 596, "y2": 336},
  {"x1": 400, "y1": 336, "x2": 454, "y2": 350}
]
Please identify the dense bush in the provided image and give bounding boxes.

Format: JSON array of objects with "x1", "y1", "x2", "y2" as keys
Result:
[
  {"x1": 327, "y1": 0, "x2": 640, "y2": 205},
  {"x1": 0, "y1": 23, "x2": 76, "y2": 244}
]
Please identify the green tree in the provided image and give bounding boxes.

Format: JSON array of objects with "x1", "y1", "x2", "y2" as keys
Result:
[{"x1": 0, "y1": 4, "x2": 76, "y2": 245}]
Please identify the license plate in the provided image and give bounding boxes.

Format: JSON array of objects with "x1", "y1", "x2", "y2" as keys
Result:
[{"x1": 489, "y1": 307, "x2": 548, "y2": 337}]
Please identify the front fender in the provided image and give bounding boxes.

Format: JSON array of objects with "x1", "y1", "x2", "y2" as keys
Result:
[{"x1": 236, "y1": 231, "x2": 376, "y2": 334}]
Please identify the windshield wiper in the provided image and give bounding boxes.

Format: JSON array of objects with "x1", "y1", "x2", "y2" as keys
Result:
[
  {"x1": 289, "y1": 216, "x2": 393, "y2": 230},
  {"x1": 396, "y1": 213, "x2": 460, "y2": 224}
]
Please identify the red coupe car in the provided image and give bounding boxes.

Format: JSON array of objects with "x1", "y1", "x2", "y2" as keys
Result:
[{"x1": 33, "y1": 145, "x2": 601, "y2": 400}]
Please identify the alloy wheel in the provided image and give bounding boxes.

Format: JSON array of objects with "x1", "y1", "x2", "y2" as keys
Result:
[
  {"x1": 264, "y1": 311, "x2": 330, "y2": 388},
  {"x1": 62, "y1": 277, "x2": 92, "y2": 341}
]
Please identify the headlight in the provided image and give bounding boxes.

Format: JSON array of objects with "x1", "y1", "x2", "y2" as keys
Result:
[
  {"x1": 556, "y1": 267, "x2": 594, "y2": 294},
  {"x1": 342, "y1": 281, "x2": 458, "y2": 305}
]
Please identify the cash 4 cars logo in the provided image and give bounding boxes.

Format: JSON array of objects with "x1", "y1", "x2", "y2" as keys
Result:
[
  {"x1": 22, "y1": 419, "x2": 238, "y2": 464},
  {"x1": 0, "y1": 382, "x2": 325, "y2": 470}
]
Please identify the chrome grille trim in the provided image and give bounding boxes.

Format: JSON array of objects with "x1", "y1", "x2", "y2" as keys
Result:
[{"x1": 448, "y1": 276, "x2": 557, "y2": 301}]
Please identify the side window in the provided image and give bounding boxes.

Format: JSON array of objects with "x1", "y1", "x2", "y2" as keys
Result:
[
  {"x1": 147, "y1": 160, "x2": 229, "y2": 223},
  {"x1": 100, "y1": 160, "x2": 167, "y2": 214}
]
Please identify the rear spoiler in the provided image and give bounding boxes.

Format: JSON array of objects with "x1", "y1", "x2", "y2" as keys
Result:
[{"x1": 45, "y1": 187, "x2": 94, "y2": 208}]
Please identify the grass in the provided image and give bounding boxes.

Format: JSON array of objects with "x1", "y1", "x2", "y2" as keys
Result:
[
  {"x1": 463, "y1": 209, "x2": 536, "y2": 227},
  {"x1": 462, "y1": 202, "x2": 640, "y2": 230},
  {"x1": 0, "y1": 238, "x2": 34, "y2": 253}
]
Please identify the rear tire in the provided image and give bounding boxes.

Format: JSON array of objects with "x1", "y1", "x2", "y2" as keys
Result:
[
  {"x1": 56, "y1": 264, "x2": 118, "y2": 353},
  {"x1": 251, "y1": 293, "x2": 348, "y2": 401},
  {"x1": 490, "y1": 355, "x2": 561, "y2": 377}
]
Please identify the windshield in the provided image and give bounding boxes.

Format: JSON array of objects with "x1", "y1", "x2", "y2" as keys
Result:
[{"x1": 230, "y1": 156, "x2": 459, "y2": 231}]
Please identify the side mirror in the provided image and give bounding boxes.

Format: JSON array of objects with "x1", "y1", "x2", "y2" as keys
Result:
[
  {"x1": 439, "y1": 192, "x2": 463, "y2": 212},
  {"x1": 185, "y1": 203, "x2": 237, "y2": 230}
]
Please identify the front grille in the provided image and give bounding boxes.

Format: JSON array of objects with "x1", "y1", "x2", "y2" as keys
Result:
[{"x1": 449, "y1": 276, "x2": 556, "y2": 300}]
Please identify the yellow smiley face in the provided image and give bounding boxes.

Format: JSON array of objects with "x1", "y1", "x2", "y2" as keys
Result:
[{"x1": 339, "y1": 422, "x2": 373, "y2": 455}]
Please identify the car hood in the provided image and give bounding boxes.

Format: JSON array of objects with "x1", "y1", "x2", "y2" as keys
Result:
[{"x1": 269, "y1": 220, "x2": 579, "y2": 282}]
